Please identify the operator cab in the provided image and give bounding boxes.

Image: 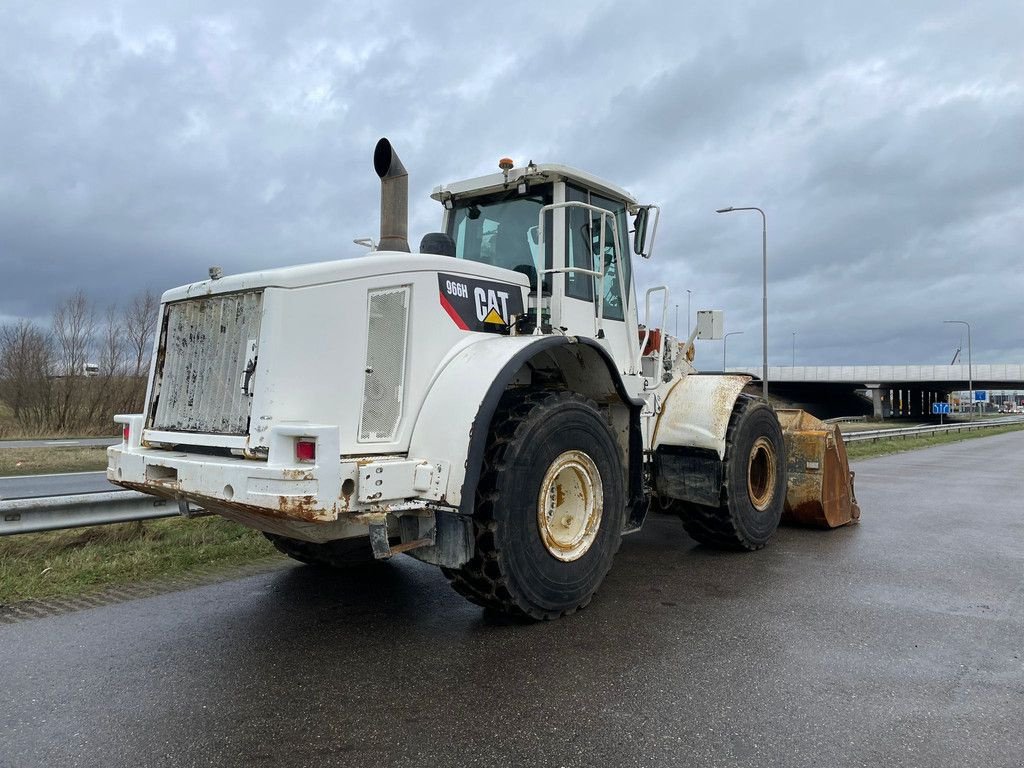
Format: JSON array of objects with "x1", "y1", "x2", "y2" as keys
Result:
[{"x1": 432, "y1": 162, "x2": 659, "y2": 375}]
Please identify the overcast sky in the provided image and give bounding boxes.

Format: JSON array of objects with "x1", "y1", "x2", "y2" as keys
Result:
[{"x1": 1, "y1": 1, "x2": 1021, "y2": 367}]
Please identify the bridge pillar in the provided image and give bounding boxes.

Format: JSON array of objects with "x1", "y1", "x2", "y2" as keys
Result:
[{"x1": 867, "y1": 384, "x2": 885, "y2": 420}]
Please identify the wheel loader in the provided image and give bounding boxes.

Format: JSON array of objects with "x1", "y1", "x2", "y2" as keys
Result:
[{"x1": 107, "y1": 138, "x2": 859, "y2": 620}]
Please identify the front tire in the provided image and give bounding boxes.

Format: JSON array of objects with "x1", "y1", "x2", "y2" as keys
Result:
[
  {"x1": 676, "y1": 395, "x2": 787, "y2": 550},
  {"x1": 443, "y1": 391, "x2": 626, "y2": 620}
]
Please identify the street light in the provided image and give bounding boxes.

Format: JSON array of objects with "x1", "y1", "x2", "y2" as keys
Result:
[
  {"x1": 724, "y1": 331, "x2": 744, "y2": 372},
  {"x1": 792, "y1": 331, "x2": 796, "y2": 368},
  {"x1": 943, "y1": 320, "x2": 973, "y2": 421},
  {"x1": 716, "y1": 205, "x2": 768, "y2": 396},
  {"x1": 686, "y1": 289, "x2": 692, "y2": 338},
  {"x1": 674, "y1": 303, "x2": 679, "y2": 336}
]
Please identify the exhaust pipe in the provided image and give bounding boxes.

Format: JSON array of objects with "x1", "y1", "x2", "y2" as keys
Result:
[{"x1": 373, "y1": 137, "x2": 410, "y2": 252}]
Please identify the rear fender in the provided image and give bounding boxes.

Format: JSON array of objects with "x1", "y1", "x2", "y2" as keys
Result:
[{"x1": 408, "y1": 335, "x2": 643, "y2": 521}]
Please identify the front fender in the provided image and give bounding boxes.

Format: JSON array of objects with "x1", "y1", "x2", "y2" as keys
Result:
[{"x1": 652, "y1": 374, "x2": 752, "y2": 459}]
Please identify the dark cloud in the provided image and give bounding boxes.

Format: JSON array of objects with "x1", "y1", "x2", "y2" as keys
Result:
[{"x1": 0, "y1": 0, "x2": 1021, "y2": 367}]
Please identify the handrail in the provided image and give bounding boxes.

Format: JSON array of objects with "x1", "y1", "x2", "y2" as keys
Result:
[
  {"x1": 641, "y1": 286, "x2": 669, "y2": 378},
  {"x1": 536, "y1": 202, "x2": 622, "y2": 337}
]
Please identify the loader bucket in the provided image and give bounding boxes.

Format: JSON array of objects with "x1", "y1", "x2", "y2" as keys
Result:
[{"x1": 776, "y1": 409, "x2": 861, "y2": 528}]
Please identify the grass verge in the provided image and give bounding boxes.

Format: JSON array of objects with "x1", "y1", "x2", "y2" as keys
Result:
[
  {"x1": 845, "y1": 423, "x2": 1024, "y2": 460},
  {"x1": 0, "y1": 446, "x2": 110, "y2": 476},
  {"x1": 0, "y1": 516, "x2": 276, "y2": 604}
]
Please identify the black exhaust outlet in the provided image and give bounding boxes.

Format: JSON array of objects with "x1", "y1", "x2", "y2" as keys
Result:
[{"x1": 373, "y1": 137, "x2": 410, "y2": 252}]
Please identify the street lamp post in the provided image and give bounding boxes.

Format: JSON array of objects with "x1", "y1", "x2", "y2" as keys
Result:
[
  {"x1": 674, "y1": 304, "x2": 679, "y2": 336},
  {"x1": 792, "y1": 331, "x2": 796, "y2": 368},
  {"x1": 724, "y1": 331, "x2": 744, "y2": 372},
  {"x1": 943, "y1": 320, "x2": 973, "y2": 421},
  {"x1": 716, "y1": 206, "x2": 768, "y2": 397},
  {"x1": 686, "y1": 289, "x2": 692, "y2": 338}
]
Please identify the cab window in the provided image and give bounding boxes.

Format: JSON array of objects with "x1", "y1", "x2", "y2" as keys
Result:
[
  {"x1": 448, "y1": 186, "x2": 553, "y2": 290},
  {"x1": 565, "y1": 185, "x2": 631, "y2": 321}
]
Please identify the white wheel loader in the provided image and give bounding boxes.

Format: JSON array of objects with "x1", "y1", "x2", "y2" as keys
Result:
[{"x1": 108, "y1": 139, "x2": 859, "y2": 620}]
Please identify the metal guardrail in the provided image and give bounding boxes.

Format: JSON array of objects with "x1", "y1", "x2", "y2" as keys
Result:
[
  {"x1": 843, "y1": 416, "x2": 1024, "y2": 443},
  {"x1": 0, "y1": 491, "x2": 180, "y2": 536}
]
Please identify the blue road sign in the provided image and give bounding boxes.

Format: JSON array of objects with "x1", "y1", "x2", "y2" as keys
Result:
[
  {"x1": 974, "y1": 390, "x2": 988, "y2": 402},
  {"x1": 932, "y1": 402, "x2": 951, "y2": 415}
]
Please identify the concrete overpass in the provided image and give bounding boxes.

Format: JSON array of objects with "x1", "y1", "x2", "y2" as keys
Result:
[{"x1": 725, "y1": 364, "x2": 1024, "y2": 419}]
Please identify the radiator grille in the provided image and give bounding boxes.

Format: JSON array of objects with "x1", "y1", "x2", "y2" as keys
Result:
[
  {"x1": 359, "y1": 286, "x2": 410, "y2": 442},
  {"x1": 151, "y1": 291, "x2": 263, "y2": 435}
]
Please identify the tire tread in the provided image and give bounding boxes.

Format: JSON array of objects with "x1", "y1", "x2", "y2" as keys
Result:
[{"x1": 442, "y1": 389, "x2": 623, "y2": 621}]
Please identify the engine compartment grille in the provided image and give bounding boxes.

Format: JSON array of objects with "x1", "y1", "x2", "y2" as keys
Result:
[{"x1": 151, "y1": 291, "x2": 263, "y2": 435}]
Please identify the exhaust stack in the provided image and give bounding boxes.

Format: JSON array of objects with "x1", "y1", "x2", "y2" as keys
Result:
[{"x1": 373, "y1": 137, "x2": 410, "y2": 252}]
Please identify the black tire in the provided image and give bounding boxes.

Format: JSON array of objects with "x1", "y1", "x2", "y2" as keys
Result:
[
  {"x1": 442, "y1": 390, "x2": 627, "y2": 620},
  {"x1": 676, "y1": 395, "x2": 786, "y2": 550},
  {"x1": 263, "y1": 533, "x2": 383, "y2": 569}
]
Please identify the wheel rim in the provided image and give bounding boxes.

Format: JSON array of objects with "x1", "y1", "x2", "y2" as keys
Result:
[
  {"x1": 747, "y1": 436, "x2": 778, "y2": 512},
  {"x1": 537, "y1": 450, "x2": 604, "y2": 562}
]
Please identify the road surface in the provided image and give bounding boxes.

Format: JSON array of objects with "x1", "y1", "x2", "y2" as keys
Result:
[
  {"x1": 0, "y1": 471, "x2": 115, "y2": 500},
  {"x1": 0, "y1": 437, "x2": 119, "y2": 450},
  {"x1": 2, "y1": 431, "x2": 1023, "y2": 767}
]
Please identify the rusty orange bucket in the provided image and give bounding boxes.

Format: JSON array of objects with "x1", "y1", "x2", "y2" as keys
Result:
[{"x1": 776, "y1": 409, "x2": 861, "y2": 528}]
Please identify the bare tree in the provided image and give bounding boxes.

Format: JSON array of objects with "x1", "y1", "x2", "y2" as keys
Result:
[
  {"x1": 99, "y1": 304, "x2": 127, "y2": 378},
  {"x1": 51, "y1": 292, "x2": 97, "y2": 430},
  {"x1": 0, "y1": 320, "x2": 54, "y2": 431},
  {"x1": 124, "y1": 290, "x2": 158, "y2": 377},
  {"x1": 83, "y1": 305, "x2": 130, "y2": 425}
]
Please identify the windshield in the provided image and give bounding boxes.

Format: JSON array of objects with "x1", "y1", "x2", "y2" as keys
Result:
[{"x1": 447, "y1": 186, "x2": 553, "y2": 281}]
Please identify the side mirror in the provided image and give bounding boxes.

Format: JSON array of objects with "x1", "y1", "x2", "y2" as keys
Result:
[
  {"x1": 633, "y1": 208, "x2": 648, "y2": 255},
  {"x1": 632, "y1": 205, "x2": 660, "y2": 258}
]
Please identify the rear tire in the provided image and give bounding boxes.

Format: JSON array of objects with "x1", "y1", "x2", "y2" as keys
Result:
[
  {"x1": 676, "y1": 395, "x2": 786, "y2": 550},
  {"x1": 442, "y1": 390, "x2": 626, "y2": 620},
  {"x1": 263, "y1": 533, "x2": 383, "y2": 569}
]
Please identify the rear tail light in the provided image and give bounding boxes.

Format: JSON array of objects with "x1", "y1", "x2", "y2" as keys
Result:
[
  {"x1": 295, "y1": 439, "x2": 316, "y2": 463},
  {"x1": 122, "y1": 424, "x2": 130, "y2": 442}
]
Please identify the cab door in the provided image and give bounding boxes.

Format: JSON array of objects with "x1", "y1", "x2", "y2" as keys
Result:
[{"x1": 557, "y1": 184, "x2": 636, "y2": 373}]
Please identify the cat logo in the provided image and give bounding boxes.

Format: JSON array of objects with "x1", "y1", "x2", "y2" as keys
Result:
[
  {"x1": 475, "y1": 288, "x2": 511, "y2": 325},
  {"x1": 438, "y1": 273, "x2": 525, "y2": 333}
]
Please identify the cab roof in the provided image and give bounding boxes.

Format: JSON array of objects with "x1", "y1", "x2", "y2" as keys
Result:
[{"x1": 431, "y1": 163, "x2": 638, "y2": 207}]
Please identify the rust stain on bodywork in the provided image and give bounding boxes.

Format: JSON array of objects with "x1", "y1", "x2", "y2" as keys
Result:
[
  {"x1": 277, "y1": 494, "x2": 324, "y2": 522},
  {"x1": 113, "y1": 479, "x2": 335, "y2": 524}
]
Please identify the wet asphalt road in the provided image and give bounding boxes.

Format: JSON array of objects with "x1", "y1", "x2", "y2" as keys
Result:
[
  {"x1": 3, "y1": 432, "x2": 1023, "y2": 767},
  {"x1": 0, "y1": 471, "x2": 115, "y2": 500}
]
